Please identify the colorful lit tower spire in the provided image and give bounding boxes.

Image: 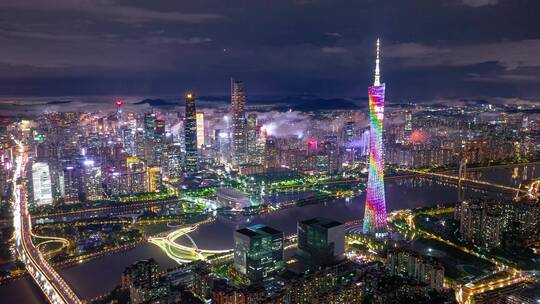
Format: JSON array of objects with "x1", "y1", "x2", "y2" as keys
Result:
[{"x1": 363, "y1": 38, "x2": 388, "y2": 238}]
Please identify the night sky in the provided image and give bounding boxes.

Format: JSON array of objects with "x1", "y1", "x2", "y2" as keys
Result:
[{"x1": 1, "y1": 0, "x2": 540, "y2": 105}]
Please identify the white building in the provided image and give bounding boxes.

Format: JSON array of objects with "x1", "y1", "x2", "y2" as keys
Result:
[
  {"x1": 32, "y1": 162, "x2": 53, "y2": 205},
  {"x1": 196, "y1": 112, "x2": 205, "y2": 148}
]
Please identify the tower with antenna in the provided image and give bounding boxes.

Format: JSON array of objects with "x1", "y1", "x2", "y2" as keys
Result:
[
  {"x1": 363, "y1": 38, "x2": 388, "y2": 238},
  {"x1": 114, "y1": 99, "x2": 124, "y2": 121}
]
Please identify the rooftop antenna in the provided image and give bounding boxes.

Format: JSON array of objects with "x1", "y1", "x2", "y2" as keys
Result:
[{"x1": 374, "y1": 38, "x2": 381, "y2": 86}]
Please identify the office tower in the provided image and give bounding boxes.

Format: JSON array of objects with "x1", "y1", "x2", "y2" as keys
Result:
[
  {"x1": 126, "y1": 156, "x2": 147, "y2": 193},
  {"x1": 323, "y1": 135, "x2": 340, "y2": 174},
  {"x1": 344, "y1": 121, "x2": 356, "y2": 162},
  {"x1": 122, "y1": 128, "x2": 136, "y2": 156},
  {"x1": 81, "y1": 159, "x2": 102, "y2": 201},
  {"x1": 257, "y1": 126, "x2": 267, "y2": 165},
  {"x1": 246, "y1": 113, "x2": 258, "y2": 163},
  {"x1": 231, "y1": 79, "x2": 247, "y2": 166},
  {"x1": 184, "y1": 93, "x2": 198, "y2": 172},
  {"x1": 114, "y1": 99, "x2": 125, "y2": 123},
  {"x1": 264, "y1": 136, "x2": 277, "y2": 168},
  {"x1": 146, "y1": 167, "x2": 161, "y2": 192},
  {"x1": 363, "y1": 39, "x2": 388, "y2": 238},
  {"x1": 297, "y1": 217, "x2": 345, "y2": 266},
  {"x1": 196, "y1": 112, "x2": 205, "y2": 148},
  {"x1": 344, "y1": 121, "x2": 354, "y2": 143},
  {"x1": 62, "y1": 165, "x2": 81, "y2": 204},
  {"x1": 32, "y1": 162, "x2": 53, "y2": 205},
  {"x1": 234, "y1": 224, "x2": 284, "y2": 281},
  {"x1": 152, "y1": 119, "x2": 165, "y2": 166},
  {"x1": 134, "y1": 128, "x2": 146, "y2": 160},
  {"x1": 307, "y1": 138, "x2": 317, "y2": 156},
  {"x1": 165, "y1": 143, "x2": 183, "y2": 179},
  {"x1": 144, "y1": 113, "x2": 156, "y2": 140}
]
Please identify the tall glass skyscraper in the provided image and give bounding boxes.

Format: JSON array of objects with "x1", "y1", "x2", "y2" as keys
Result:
[
  {"x1": 363, "y1": 39, "x2": 388, "y2": 238},
  {"x1": 184, "y1": 93, "x2": 198, "y2": 172},
  {"x1": 231, "y1": 78, "x2": 247, "y2": 166}
]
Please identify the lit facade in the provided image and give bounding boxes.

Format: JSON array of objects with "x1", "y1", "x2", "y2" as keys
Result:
[
  {"x1": 231, "y1": 79, "x2": 247, "y2": 166},
  {"x1": 246, "y1": 113, "x2": 258, "y2": 163},
  {"x1": 363, "y1": 39, "x2": 388, "y2": 237},
  {"x1": 82, "y1": 159, "x2": 102, "y2": 201},
  {"x1": 32, "y1": 162, "x2": 53, "y2": 205},
  {"x1": 184, "y1": 93, "x2": 198, "y2": 172},
  {"x1": 146, "y1": 167, "x2": 161, "y2": 192},
  {"x1": 196, "y1": 112, "x2": 205, "y2": 148}
]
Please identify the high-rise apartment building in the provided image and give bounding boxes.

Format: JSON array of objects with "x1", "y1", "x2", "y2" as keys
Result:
[
  {"x1": 386, "y1": 248, "x2": 445, "y2": 291},
  {"x1": 184, "y1": 93, "x2": 198, "y2": 172},
  {"x1": 458, "y1": 200, "x2": 504, "y2": 248}
]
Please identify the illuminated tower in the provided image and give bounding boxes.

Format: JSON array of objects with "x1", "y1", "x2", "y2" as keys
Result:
[
  {"x1": 363, "y1": 38, "x2": 388, "y2": 238},
  {"x1": 231, "y1": 78, "x2": 247, "y2": 166},
  {"x1": 184, "y1": 93, "x2": 198, "y2": 172},
  {"x1": 115, "y1": 99, "x2": 124, "y2": 121}
]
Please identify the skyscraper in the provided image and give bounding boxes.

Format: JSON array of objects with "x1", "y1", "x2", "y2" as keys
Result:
[
  {"x1": 144, "y1": 113, "x2": 156, "y2": 140},
  {"x1": 297, "y1": 217, "x2": 345, "y2": 267},
  {"x1": 184, "y1": 93, "x2": 198, "y2": 172},
  {"x1": 234, "y1": 224, "x2": 284, "y2": 281},
  {"x1": 196, "y1": 112, "x2": 205, "y2": 148},
  {"x1": 363, "y1": 39, "x2": 388, "y2": 238},
  {"x1": 32, "y1": 162, "x2": 53, "y2": 205},
  {"x1": 82, "y1": 159, "x2": 102, "y2": 201},
  {"x1": 231, "y1": 79, "x2": 247, "y2": 166},
  {"x1": 246, "y1": 113, "x2": 258, "y2": 163}
]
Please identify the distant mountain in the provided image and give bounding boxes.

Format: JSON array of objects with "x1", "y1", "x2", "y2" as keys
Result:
[
  {"x1": 46, "y1": 100, "x2": 73, "y2": 105},
  {"x1": 457, "y1": 98, "x2": 490, "y2": 106},
  {"x1": 134, "y1": 99, "x2": 178, "y2": 107},
  {"x1": 271, "y1": 96, "x2": 364, "y2": 112}
]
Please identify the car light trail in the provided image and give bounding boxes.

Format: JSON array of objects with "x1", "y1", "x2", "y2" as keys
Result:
[{"x1": 12, "y1": 140, "x2": 82, "y2": 304}]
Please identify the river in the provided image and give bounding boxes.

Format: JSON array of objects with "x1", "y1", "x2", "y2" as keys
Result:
[{"x1": 1, "y1": 163, "x2": 538, "y2": 303}]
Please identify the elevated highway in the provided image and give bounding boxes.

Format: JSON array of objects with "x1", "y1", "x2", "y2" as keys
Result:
[{"x1": 12, "y1": 141, "x2": 82, "y2": 304}]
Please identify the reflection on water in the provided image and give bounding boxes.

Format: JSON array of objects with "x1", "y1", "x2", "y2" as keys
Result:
[
  {"x1": 2, "y1": 164, "x2": 538, "y2": 303},
  {"x1": 466, "y1": 163, "x2": 540, "y2": 187},
  {"x1": 0, "y1": 276, "x2": 47, "y2": 304},
  {"x1": 189, "y1": 176, "x2": 503, "y2": 251}
]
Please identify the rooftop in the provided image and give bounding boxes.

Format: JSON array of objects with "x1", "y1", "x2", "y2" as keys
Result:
[
  {"x1": 300, "y1": 217, "x2": 343, "y2": 229},
  {"x1": 235, "y1": 224, "x2": 282, "y2": 238}
]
